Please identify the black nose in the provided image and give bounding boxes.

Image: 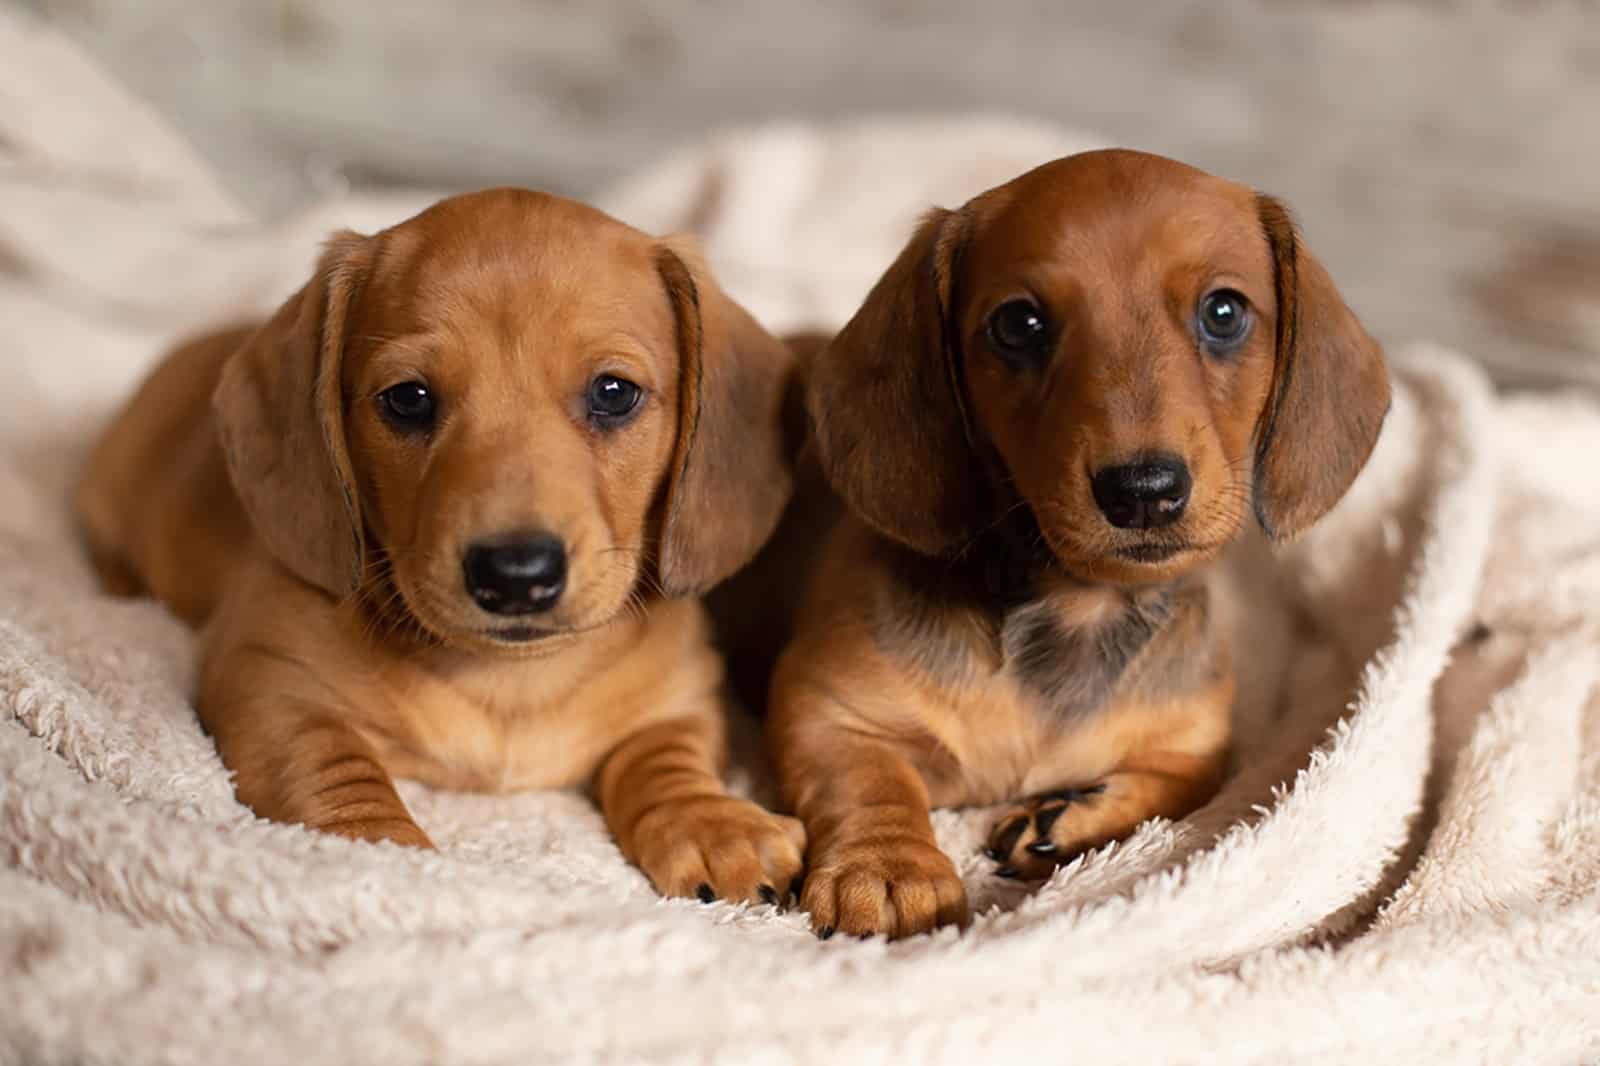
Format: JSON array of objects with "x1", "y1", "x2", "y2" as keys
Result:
[
  {"x1": 1091, "y1": 457, "x2": 1192, "y2": 530},
  {"x1": 462, "y1": 533, "x2": 567, "y2": 615}
]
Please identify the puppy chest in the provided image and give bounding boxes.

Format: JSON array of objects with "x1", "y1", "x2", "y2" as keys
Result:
[
  {"x1": 367, "y1": 671, "x2": 618, "y2": 794},
  {"x1": 917, "y1": 587, "x2": 1207, "y2": 806},
  {"x1": 366, "y1": 634, "x2": 719, "y2": 794},
  {"x1": 926, "y1": 693, "x2": 1062, "y2": 807},
  {"x1": 927, "y1": 684, "x2": 1167, "y2": 807}
]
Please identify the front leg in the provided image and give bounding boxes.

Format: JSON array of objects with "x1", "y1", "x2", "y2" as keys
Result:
[
  {"x1": 985, "y1": 756, "x2": 1225, "y2": 881},
  {"x1": 204, "y1": 697, "x2": 432, "y2": 849},
  {"x1": 770, "y1": 681, "x2": 968, "y2": 940},
  {"x1": 596, "y1": 712, "x2": 805, "y2": 905},
  {"x1": 197, "y1": 574, "x2": 433, "y2": 849},
  {"x1": 988, "y1": 667, "x2": 1233, "y2": 880}
]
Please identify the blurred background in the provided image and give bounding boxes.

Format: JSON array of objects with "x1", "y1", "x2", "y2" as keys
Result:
[{"x1": 17, "y1": 0, "x2": 1600, "y2": 389}]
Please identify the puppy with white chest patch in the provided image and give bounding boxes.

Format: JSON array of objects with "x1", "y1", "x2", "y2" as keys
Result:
[
  {"x1": 767, "y1": 149, "x2": 1391, "y2": 939},
  {"x1": 76, "y1": 188, "x2": 805, "y2": 904}
]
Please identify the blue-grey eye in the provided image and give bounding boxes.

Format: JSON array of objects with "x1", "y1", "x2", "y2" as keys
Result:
[
  {"x1": 587, "y1": 374, "x2": 643, "y2": 422},
  {"x1": 380, "y1": 381, "x2": 435, "y2": 431},
  {"x1": 1198, "y1": 289, "x2": 1251, "y2": 351}
]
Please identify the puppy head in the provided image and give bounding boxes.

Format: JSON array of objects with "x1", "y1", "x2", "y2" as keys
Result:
[
  {"x1": 809, "y1": 148, "x2": 1389, "y2": 585},
  {"x1": 214, "y1": 189, "x2": 792, "y2": 651}
]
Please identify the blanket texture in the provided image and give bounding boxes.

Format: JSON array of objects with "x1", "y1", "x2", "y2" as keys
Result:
[{"x1": 3, "y1": 12, "x2": 1599, "y2": 1064}]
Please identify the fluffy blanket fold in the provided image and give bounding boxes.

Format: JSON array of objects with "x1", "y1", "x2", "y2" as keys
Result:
[{"x1": 3, "y1": 11, "x2": 1599, "y2": 1064}]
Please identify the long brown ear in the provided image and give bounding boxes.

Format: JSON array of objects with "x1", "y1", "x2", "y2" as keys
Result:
[
  {"x1": 805, "y1": 208, "x2": 980, "y2": 557},
  {"x1": 655, "y1": 238, "x2": 796, "y2": 597},
  {"x1": 212, "y1": 231, "x2": 373, "y2": 597},
  {"x1": 1253, "y1": 195, "x2": 1391, "y2": 540}
]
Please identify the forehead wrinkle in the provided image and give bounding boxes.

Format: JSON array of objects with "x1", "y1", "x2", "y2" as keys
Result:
[
  {"x1": 1151, "y1": 205, "x2": 1270, "y2": 275},
  {"x1": 1009, "y1": 207, "x2": 1170, "y2": 303},
  {"x1": 359, "y1": 333, "x2": 439, "y2": 388},
  {"x1": 378, "y1": 192, "x2": 669, "y2": 326},
  {"x1": 437, "y1": 280, "x2": 670, "y2": 413},
  {"x1": 405, "y1": 203, "x2": 629, "y2": 310},
  {"x1": 505, "y1": 279, "x2": 670, "y2": 359}
]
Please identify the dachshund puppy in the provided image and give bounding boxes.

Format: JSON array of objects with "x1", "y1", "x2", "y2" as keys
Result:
[
  {"x1": 76, "y1": 189, "x2": 805, "y2": 904},
  {"x1": 769, "y1": 149, "x2": 1390, "y2": 939}
]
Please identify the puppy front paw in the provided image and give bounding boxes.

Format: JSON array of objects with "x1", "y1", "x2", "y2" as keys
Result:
[
  {"x1": 333, "y1": 817, "x2": 435, "y2": 849},
  {"x1": 984, "y1": 783, "x2": 1108, "y2": 880},
  {"x1": 801, "y1": 836, "x2": 968, "y2": 940},
  {"x1": 630, "y1": 795, "x2": 806, "y2": 905}
]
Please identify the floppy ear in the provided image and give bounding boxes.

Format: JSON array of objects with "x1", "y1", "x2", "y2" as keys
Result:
[
  {"x1": 805, "y1": 208, "x2": 980, "y2": 557},
  {"x1": 654, "y1": 238, "x2": 796, "y2": 597},
  {"x1": 1253, "y1": 195, "x2": 1391, "y2": 540},
  {"x1": 212, "y1": 231, "x2": 373, "y2": 597}
]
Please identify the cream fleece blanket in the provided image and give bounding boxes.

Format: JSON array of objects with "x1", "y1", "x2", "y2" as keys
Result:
[{"x1": 4, "y1": 12, "x2": 1600, "y2": 1065}]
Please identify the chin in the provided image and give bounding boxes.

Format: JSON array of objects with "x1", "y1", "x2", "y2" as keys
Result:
[
  {"x1": 430, "y1": 619, "x2": 577, "y2": 657},
  {"x1": 1057, "y1": 542, "x2": 1208, "y2": 587},
  {"x1": 459, "y1": 599, "x2": 636, "y2": 655}
]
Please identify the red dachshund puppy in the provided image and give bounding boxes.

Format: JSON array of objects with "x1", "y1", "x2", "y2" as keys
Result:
[
  {"x1": 77, "y1": 189, "x2": 805, "y2": 905},
  {"x1": 768, "y1": 149, "x2": 1390, "y2": 938}
]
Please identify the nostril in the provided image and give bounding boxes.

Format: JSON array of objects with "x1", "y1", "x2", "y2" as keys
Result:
[
  {"x1": 463, "y1": 533, "x2": 567, "y2": 615},
  {"x1": 1092, "y1": 457, "x2": 1192, "y2": 530}
]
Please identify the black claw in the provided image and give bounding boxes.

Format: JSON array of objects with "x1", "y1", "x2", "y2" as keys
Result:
[
  {"x1": 995, "y1": 865, "x2": 1022, "y2": 879},
  {"x1": 817, "y1": 925, "x2": 835, "y2": 940},
  {"x1": 1025, "y1": 840, "x2": 1058, "y2": 855},
  {"x1": 788, "y1": 874, "x2": 805, "y2": 899},
  {"x1": 989, "y1": 816, "x2": 1029, "y2": 860},
  {"x1": 759, "y1": 884, "x2": 778, "y2": 905},
  {"x1": 1032, "y1": 802, "x2": 1069, "y2": 839},
  {"x1": 696, "y1": 882, "x2": 716, "y2": 904}
]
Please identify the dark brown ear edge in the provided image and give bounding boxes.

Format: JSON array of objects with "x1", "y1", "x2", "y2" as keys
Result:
[
  {"x1": 316, "y1": 230, "x2": 372, "y2": 595},
  {"x1": 302, "y1": 227, "x2": 371, "y2": 592},
  {"x1": 804, "y1": 206, "x2": 987, "y2": 559},
  {"x1": 655, "y1": 244, "x2": 705, "y2": 582},
  {"x1": 1251, "y1": 193, "x2": 1392, "y2": 541},
  {"x1": 1251, "y1": 192, "x2": 1301, "y2": 542},
  {"x1": 652, "y1": 243, "x2": 798, "y2": 597},
  {"x1": 210, "y1": 229, "x2": 373, "y2": 598}
]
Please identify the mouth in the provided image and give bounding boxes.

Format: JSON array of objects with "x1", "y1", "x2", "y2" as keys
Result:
[
  {"x1": 482, "y1": 624, "x2": 559, "y2": 644},
  {"x1": 479, "y1": 617, "x2": 626, "y2": 645},
  {"x1": 398, "y1": 587, "x2": 563, "y2": 647},
  {"x1": 1113, "y1": 541, "x2": 1190, "y2": 563}
]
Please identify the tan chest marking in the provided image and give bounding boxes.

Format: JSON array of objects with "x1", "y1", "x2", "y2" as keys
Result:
[
  {"x1": 877, "y1": 573, "x2": 1220, "y2": 808},
  {"x1": 370, "y1": 662, "x2": 606, "y2": 792},
  {"x1": 350, "y1": 605, "x2": 722, "y2": 794}
]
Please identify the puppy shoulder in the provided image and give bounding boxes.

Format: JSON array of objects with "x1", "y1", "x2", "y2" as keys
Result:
[{"x1": 197, "y1": 553, "x2": 378, "y2": 713}]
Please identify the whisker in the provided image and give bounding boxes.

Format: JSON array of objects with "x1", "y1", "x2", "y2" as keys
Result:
[{"x1": 947, "y1": 498, "x2": 1031, "y2": 567}]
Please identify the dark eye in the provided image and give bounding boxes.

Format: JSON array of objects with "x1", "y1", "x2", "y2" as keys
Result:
[
  {"x1": 1198, "y1": 289, "x2": 1251, "y2": 351},
  {"x1": 587, "y1": 374, "x2": 643, "y2": 423},
  {"x1": 379, "y1": 381, "x2": 435, "y2": 432},
  {"x1": 986, "y1": 299, "x2": 1053, "y2": 366}
]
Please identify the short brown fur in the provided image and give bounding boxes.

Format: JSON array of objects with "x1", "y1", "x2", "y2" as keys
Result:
[
  {"x1": 77, "y1": 189, "x2": 805, "y2": 903},
  {"x1": 770, "y1": 149, "x2": 1389, "y2": 939}
]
